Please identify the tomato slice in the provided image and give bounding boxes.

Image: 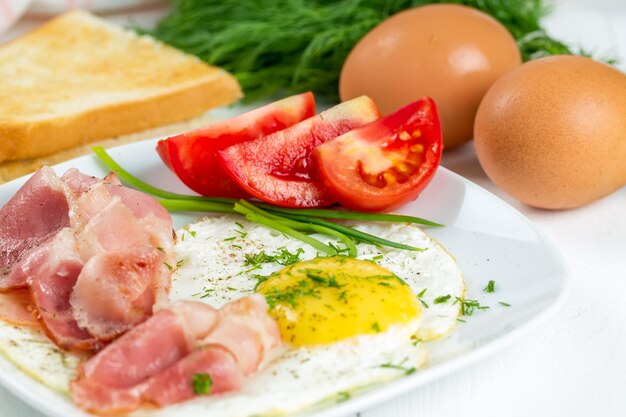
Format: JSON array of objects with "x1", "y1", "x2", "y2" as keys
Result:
[
  {"x1": 156, "y1": 92, "x2": 315, "y2": 198},
  {"x1": 313, "y1": 97, "x2": 442, "y2": 212},
  {"x1": 218, "y1": 96, "x2": 380, "y2": 207}
]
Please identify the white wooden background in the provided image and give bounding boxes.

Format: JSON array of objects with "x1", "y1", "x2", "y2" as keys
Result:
[{"x1": 1, "y1": 1, "x2": 625, "y2": 416}]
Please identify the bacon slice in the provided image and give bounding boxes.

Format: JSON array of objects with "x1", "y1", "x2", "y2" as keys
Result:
[
  {"x1": 27, "y1": 229, "x2": 101, "y2": 351},
  {"x1": 0, "y1": 166, "x2": 175, "y2": 352},
  {"x1": 202, "y1": 294, "x2": 282, "y2": 376},
  {"x1": 0, "y1": 167, "x2": 72, "y2": 290},
  {"x1": 71, "y1": 296, "x2": 280, "y2": 414},
  {"x1": 70, "y1": 247, "x2": 165, "y2": 341},
  {"x1": 141, "y1": 347, "x2": 243, "y2": 407},
  {"x1": 0, "y1": 289, "x2": 38, "y2": 327},
  {"x1": 62, "y1": 168, "x2": 170, "y2": 225}
]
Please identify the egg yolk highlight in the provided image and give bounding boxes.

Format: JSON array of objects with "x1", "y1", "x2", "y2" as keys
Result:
[{"x1": 257, "y1": 257, "x2": 421, "y2": 346}]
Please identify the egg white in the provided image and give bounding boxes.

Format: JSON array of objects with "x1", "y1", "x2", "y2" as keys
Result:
[
  {"x1": 171, "y1": 215, "x2": 465, "y2": 341},
  {"x1": 142, "y1": 215, "x2": 465, "y2": 417}
]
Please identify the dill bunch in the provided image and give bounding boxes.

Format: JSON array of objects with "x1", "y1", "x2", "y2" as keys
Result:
[{"x1": 146, "y1": 0, "x2": 590, "y2": 101}]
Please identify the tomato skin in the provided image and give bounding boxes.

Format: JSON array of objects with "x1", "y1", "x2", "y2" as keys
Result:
[
  {"x1": 313, "y1": 97, "x2": 442, "y2": 212},
  {"x1": 218, "y1": 96, "x2": 380, "y2": 208},
  {"x1": 156, "y1": 92, "x2": 315, "y2": 198}
]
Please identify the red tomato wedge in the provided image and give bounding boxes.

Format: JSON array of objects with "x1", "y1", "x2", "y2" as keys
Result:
[
  {"x1": 156, "y1": 92, "x2": 315, "y2": 198},
  {"x1": 218, "y1": 96, "x2": 379, "y2": 207},
  {"x1": 313, "y1": 97, "x2": 443, "y2": 212}
]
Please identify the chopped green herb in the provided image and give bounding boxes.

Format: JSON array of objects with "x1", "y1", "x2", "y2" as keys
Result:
[
  {"x1": 411, "y1": 337, "x2": 422, "y2": 347},
  {"x1": 304, "y1": 269, "x2": 342, "y2": 288},
  {"x1": 234, "y1": 229, "x2": 248, "y2": 238},
  {"x1": 454, "y1": 297, "x2": 490, "y2": 316},
  {"x1": 337, "y1": 290, "x2": 348, "y2": 302},
  {"x1": 156, "y1": 246, "x2": 165, "y2": 253},
  {"x1": 336, "y1": 391, "x2": 351, "y2": 403},
  {"x1": 192, "y1": 373, "x2": 213, "y2": 395},
  {"x1": 372, "y1": 255, "x2": 384, "y2": 261},
  {"x1": 380, "y1": 363, "x2": 416, "y2": 375},
  {"x1": 417, "y1": 288, "x2": 429, "y2": 309},
  {"x1": 499, "y1": 301, "x2": 511, "y2": 307},
  {"x1": 483, "y1": 280, "x2": 496, "y2": 293},
  {"x1": 176, "y1": 259, "x2": 185, "y2": 268},
  {"x1": 235, "y1": 222, "x2": 244, "y2": 229},
  {"x1": 252, "y1": 274, "x2": 271, "y2": 290},
  {"x1": 246, "y1": 248, "x2": 305, "y2": 268},
  {"x1": 434, "y1": 294, "x2": 451, "y2": 304},
  {"x1": 371, "y1": 322, "x2": 380, "y2": 332},
  {"x1": 189, "y1": 230, "x2": 197, "y2": 237},
  {"x1": 199, "y1": 289, "x2": 216, "y2": 298},
  {"x1": 231, "y1": 244, "x2": 242, "y2": 249},
  {"x1": 223, "y1": 236, "x2": 237, "y2": 241},
  {"x1": 264, "y1": 279, "x2": 321, "y2": 310},
  {"x1": 457, "y1": 318, "x2": 466, "y2": 323},
  {"x1": 163, "y1": 262, "x2": 173, "y2": 271}
]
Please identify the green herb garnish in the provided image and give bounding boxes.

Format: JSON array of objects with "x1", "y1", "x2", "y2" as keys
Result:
[
  {"x1": 417, "y1": 288, "x2": 429, "y2": 309},
  {"x1": 483, "y1": 280, "x2": 496, "y2": 293},
  {"x1": 245, "y1": 248, "x2": 304, "y2": 268},
  {"x1": 380, "y1": 362, "x2": 416, "y2": 375},
  {"x1": 499, "y1": 301, "x2": 511, "y2": 307},
  {"x1": 371, "y1": 321, "x2": 380, "y2": 332},
  {"x1": 336, "y1": 391, "x2": 351, "y2": 403},
  {"x1": 434, "y1": 294, "x2": 451, "y2": 304},
  {"x1": 192, "y1": 373, "x2": 213, "y2": 395},
  {"x1": 454, "y1": 297, "x2": 490, "y2": 316},
  {"x1": 264, "y1": 279, "x2": 320, "y2": 309}
]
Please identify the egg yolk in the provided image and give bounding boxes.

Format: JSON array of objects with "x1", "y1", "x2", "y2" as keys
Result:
[{"x1": 257, "y1": 257, "x2": 421, "y2": 346}]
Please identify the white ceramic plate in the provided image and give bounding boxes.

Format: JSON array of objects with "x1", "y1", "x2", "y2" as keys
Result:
[{"x1": 0, "y1": 139, "x2": 569, "y2": 417}]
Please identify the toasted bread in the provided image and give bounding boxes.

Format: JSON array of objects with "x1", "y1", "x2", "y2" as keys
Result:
[{"x1": 0, "y1": 10, "x2": 243, "y2": 163}]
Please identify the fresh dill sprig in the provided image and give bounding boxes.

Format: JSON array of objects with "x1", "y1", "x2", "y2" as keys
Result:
[{"x1": 143, "y1": 0, "x2": 611, "y2": 102}]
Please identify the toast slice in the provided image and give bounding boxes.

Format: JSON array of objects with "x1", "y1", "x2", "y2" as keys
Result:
[{"x1": 0, "y1": 10, "x2": 243, "y2": 163}]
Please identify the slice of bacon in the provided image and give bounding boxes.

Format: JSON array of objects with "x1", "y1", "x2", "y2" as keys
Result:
[
  {"x1": 71, "y1": 296, "x2": 280, "y2": 415},
  {"x1": 62, "y1": 168, "x2": 171, "y2": 225},
  {"x1": 141, "y1": 347, "x2": 244, "y2": 407},
  {"x1": 0, "y1": 166, "x2": 176, "y2": 352},
  {"x1": 70, "y1": 247, "x2": 165, "y2": 341},
  {"x1": 0, "y1": 289, "x2": 38, "y2": 327},
  {"x1": 202, "y1": 294, "x2": 282, "y2": 376},
  {"x1": 0, "y1": 167, "x2": 72, "y2": 290},
  {"x1": 27, "y1": 229, "x2": 102, "y2": 351}
]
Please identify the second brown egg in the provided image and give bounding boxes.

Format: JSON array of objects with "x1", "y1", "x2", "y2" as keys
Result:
[{"x1": 339, "y1": 4, "x2": 521, "y2": 148}]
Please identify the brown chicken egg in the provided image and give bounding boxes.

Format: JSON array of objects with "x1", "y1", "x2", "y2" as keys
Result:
[
  {"x1": 339, "y1": 4, "x2": 521, "y2": 148},
  {"x1": 474, "y1": 55, "x2": 626, "y2": 209}
]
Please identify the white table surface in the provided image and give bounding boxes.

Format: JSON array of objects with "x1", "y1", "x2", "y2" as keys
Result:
[{"x1": 1, "y1": 1, "x2": 625, "y2": 416}]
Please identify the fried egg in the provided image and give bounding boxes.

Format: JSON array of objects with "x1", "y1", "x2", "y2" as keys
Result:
[{"x1": 148, "y1": 214, "x2": 465, "y2": 417}]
